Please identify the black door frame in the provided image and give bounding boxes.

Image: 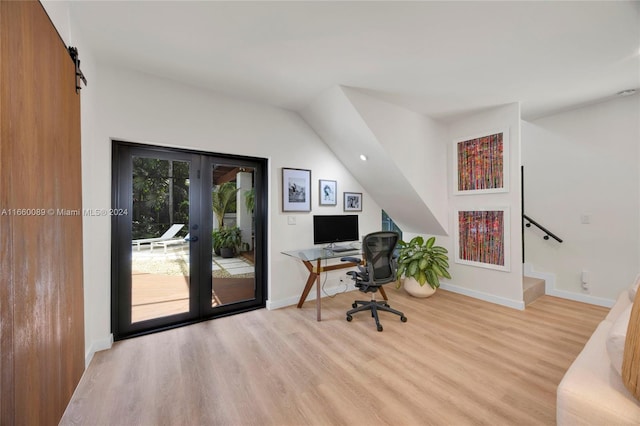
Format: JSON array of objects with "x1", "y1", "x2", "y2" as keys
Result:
[{"x1": 111, "y1": 141, "x2": 268, "y2": 340}]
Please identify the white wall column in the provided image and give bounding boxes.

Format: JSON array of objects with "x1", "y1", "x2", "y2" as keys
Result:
[{"x1": 236, "y1": 171, "x2": 253, "y2": 250}]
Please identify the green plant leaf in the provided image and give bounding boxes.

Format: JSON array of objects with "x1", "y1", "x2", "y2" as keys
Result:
[
  {"x1": 426, "y1": 236, "x2": 435, "y2": 249},
  {"x1": 426, "y1": 269, "x2": 439, "y2": 289},
  {"x1": 440, "y1": 269, "x2": 452, "y2": 280},
  {"x1": 417, "y1": 270, "x2": 427, "y2": 285},
  {"x1": 418, "y1": 258, "x2": 428, "y2": 270},
  {"x1": 434, "y1": 257, "x2": 449, "y2": 268},
  {"x1": 397, "y1": 263, "x2": 406, "y2": 278},
  {"x1": 431, "y1": 263, "x2": 443, "y2": 277},
  {"x1": 408, "y1": 260, "x2": 418, "y2": 277},
  {"x1": 410, "y1": 252, "x2": 423, "y2": 261},
  {"x1": 411, "y1": 236, "x2": 424, "y2": 246}
]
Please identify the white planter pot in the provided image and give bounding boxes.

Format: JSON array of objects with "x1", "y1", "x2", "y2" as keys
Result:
[{"x1": 403, "y1": 276, "x2": 436, "y2": 298}]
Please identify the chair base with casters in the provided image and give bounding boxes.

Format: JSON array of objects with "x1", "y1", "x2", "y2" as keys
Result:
[
  {"x1": 341, "y1": 231, "x2": 407, "y2": 332},
  {"x1": 346, "y1": 295, "x2": 407, "y2": 332}
]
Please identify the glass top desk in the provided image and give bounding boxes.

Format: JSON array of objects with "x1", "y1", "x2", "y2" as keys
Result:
[{"x1": 281, "y1": 247, "x2": 388, "y2": 321}]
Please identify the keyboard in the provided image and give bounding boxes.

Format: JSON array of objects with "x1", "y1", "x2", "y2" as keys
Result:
[{"x1": 328, "y1": 245, "x2": 356, "y2": 253}]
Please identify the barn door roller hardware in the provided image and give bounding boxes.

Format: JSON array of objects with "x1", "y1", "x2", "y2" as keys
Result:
[{"x1": 67, "y1": 46, "x2": 87, "y2": 93}]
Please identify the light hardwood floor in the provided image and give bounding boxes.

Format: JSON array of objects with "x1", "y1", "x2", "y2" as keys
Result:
[{"x1": 61, "y1": 289, "x2": 607, "y2": 425}]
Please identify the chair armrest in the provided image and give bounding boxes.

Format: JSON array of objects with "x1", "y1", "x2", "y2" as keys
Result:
[{"x1": 340, "y1": 256, "x2": 362, "y2": 264}]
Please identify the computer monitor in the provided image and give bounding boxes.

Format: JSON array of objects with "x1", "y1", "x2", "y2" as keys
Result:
[{"x1": 313, "y1": 215, "x2": 359, "y2": 245}]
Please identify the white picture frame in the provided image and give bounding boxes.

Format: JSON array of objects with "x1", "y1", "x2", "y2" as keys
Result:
[
  {"x1": 319, "y1": 179, "x2": 337, "y2": 206},
  {"x1": 343, "y1": 192, "x2": 362, "y2": 212},
  {"x1": 282, "y1": 168, "x2": 311, "y2": 212},
  {"x1": 454, "y1": 207, "x2": 510, "y2": 272},
  {"x1": 453, "y1": 129, "x2": 509, "y2": 195}
]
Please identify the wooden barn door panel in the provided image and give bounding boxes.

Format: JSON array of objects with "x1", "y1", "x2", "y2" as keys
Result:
[{"x1": 0, "y1": 1, "x2": 84, "y2": 424}]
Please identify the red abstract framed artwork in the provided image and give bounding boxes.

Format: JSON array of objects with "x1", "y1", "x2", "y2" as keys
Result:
[
  {"x1": 455, "y1": 208, "x2": 510, "y2": 271},
  {"x1": 454, "y1": 129, "x2": 509, "y2": 195}
]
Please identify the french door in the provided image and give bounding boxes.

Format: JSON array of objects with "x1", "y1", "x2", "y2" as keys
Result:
[{"x1": 112, "y1": 142, "x2": 267, "y2": 339}]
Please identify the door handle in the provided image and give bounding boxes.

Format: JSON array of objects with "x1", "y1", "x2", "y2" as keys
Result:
[{"x1": 185, "y1": 235, "x2": 199, "y2": 242}]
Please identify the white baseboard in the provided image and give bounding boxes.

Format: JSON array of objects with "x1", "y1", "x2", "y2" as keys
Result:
[
  {"x1": 85, "y1": 334, "x2": 113, "y2": 368},
  {"x1": 545, "y1": 288, "x2": 614, "y2": 308},
  {"x1": 267, "y1": 283, "x2": 357, "y2": 310},
  {"x1": 523, "y1": 262, "x2": 614, "y2": 308},
  {"x1": 440, "y1": 282, "x2": 525, "y2": 310}
]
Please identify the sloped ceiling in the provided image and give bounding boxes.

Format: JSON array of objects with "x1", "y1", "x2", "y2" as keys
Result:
[{"x1": 301, "y1": 87, "x2": 447, "y2": 235}]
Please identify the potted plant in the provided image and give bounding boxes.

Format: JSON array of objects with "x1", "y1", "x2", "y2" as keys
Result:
[
  {"x1": 216, "y1": 226, "x2": 242, "y2": 258},
  {"x1": 396, "y1": 235, "x2": 451, "y2": 298},
  {"x1": 212, "y1": 228, "x2": 224, "y2": 256}
]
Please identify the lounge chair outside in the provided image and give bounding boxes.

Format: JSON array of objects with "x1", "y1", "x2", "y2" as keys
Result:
[
  {"x1": 132, "y1": 224, "x2": 185, "y2": 250},
  {"x1": 151, "y1": 234, "x2": 190, "y2": 254}
]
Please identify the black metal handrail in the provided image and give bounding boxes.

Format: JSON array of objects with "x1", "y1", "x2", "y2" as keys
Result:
[{"x1": 523, "y1": 214, "x2": 563, "y2": 243}]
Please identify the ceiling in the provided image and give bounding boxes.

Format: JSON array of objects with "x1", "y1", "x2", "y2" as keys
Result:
[{"x1": 69, "y1": 1, "x2": 639, "y2": 121}]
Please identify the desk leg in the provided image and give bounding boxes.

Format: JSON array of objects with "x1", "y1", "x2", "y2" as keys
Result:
[
  {"x1": 296, "y1": 260, "x2": 317, "y2": 308},
  {"x1": 295, "y1": 258, "x2": 357, "y2": 321},
  {"x1": 316, "y1": 259, "x2": 321, "y2": 321},
  {"x1": 379, "y1": 286, "x2": 388, "y2": 301}
]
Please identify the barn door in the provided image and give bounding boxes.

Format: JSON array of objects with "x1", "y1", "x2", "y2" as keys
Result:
[{"x1": 0, "y1": 1, "x2": 85, "y2": 424}]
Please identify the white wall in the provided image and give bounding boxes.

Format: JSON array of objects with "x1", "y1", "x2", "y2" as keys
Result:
[
  {"x1": 342, "y1": 88, "x2": 449, "y2": 234},
  {"x1": 41, "y1": 1, "x2": 71, "y2": 46},
  {"x1": 41, "y1": 2, "x2": 382, "y2": 360},
  {"x1": 86, "y1": 64, "x2": 382, "y2": 353},
  {"x1": 439, "y1": 103, "x2": 524, "y2": 309},
  {"x1": 522, "y1": 94, "x2": 640, "y2": 304}
]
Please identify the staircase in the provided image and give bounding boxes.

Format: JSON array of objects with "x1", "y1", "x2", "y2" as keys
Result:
[{"x1": 523, "y1": 276, "x2": 545, "y2": 306}]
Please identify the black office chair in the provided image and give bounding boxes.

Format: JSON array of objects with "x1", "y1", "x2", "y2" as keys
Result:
[{"x1": 341, "y1": 231, "x2": 407, "y2": 332}]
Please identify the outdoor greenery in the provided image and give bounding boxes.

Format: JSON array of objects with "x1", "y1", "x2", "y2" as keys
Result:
[
  {"x1": 212, "y1": 182, "x2": 239, "y2": 229},
  {"x1": 132, "y1": 157, "x2": 189, "y2": 239},
  {"x1": 131, "y1": 159, "x2": 249, "y2": 252},
  {"x1": 244, "y1": 188, "x2": 255, "y2": 214}
]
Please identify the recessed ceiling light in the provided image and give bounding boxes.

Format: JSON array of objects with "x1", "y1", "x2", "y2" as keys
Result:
[
  {"x1": 359, "y1": 154, "x2": 368, "y2": 161},
  {"x1": 617, "y1": 89, "x2": 637, "y2": 97}
]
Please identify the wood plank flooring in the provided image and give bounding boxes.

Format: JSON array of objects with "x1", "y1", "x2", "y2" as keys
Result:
[{"x1": 61, "y1": 289, "x2": 608, "y2": 426}]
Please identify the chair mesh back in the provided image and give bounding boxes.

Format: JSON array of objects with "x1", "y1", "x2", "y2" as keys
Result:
[{"x1": 363, "y1": 232, "x2": 399, "y2": 283}]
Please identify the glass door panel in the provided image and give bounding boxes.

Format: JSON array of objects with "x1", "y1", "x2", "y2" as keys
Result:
[
  {"x1": 210, "y1": 164, "x2": 256, "y2": 308},
  {"x1": 113, "y1": 142, "x2": 266, "y2": 340},
  {"x1": 131, "y1": 157, "x2": 191, "y2": 322}
]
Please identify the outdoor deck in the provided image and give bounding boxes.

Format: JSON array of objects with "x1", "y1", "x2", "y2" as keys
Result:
[{"x1": 131, "y1": 246, "x2": 255, "y2": 323}]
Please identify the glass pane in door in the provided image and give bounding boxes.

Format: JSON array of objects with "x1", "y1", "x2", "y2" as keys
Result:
[
  {"x1": 130, "y1": 157, "x2": 190, "y2": 322},
  {"x1": 211, "y1": 165, "x2": 256, "y2": 307}
]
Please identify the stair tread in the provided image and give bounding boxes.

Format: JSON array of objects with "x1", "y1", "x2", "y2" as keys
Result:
[
  {"x1": 523, "y1": 276, "x2": 545, "y2": 306},
  {"x1": 523, "y1": 276, "x2": 545, "y2": 290}
]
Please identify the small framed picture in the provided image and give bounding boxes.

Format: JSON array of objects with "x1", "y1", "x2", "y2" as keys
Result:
[
  {"x1": 343, "y1": 192, "x2": 362, "y2": 212},
  {"x1": 282, "y1": 168, "x2": 311, "y2": 212},
  {"x1": 319, "y1": 179, "x2": 337, "y2": 206}
]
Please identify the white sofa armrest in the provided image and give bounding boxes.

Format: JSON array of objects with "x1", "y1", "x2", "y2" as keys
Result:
[
  {"x1": 557, "y1": 320, "x2": 640, "y2": 425},
  {"x1": 606, "y1": 291, "x2": 632, "y2": 322}
]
